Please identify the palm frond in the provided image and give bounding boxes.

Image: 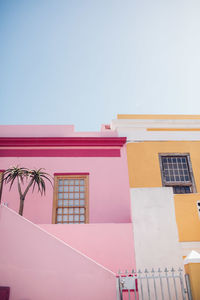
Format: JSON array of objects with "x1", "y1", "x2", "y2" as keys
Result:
[
  {"x1": 3, "y1": 166, "x2": 28, "y2": 190},
  {"x1": 29, "y1": 168, "x2": 52, "y2": 196}
]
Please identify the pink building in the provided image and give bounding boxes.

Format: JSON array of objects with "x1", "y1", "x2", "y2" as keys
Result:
[{"x1": 0, "y1": 125, "x2": 136, "y2": 300}]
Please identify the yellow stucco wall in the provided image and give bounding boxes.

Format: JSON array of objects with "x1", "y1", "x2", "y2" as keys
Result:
[
  {"x1": 185, "y1": 263, "x2": 200, "y2": 300},
  {"x1": 127, "y1": 141, "x2": 200, "y2": 241}
]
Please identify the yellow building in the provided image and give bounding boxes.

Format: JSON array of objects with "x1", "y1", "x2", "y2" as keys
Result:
[{"x1": 112, "y1": 114, "x2": 200, "y2": 270}]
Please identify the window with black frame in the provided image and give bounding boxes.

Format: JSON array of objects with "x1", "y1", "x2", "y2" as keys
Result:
[{"x1": 160, "y1": 154, "x2": 195, "y2": 194}]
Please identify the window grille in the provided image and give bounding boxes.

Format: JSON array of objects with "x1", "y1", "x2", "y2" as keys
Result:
[
  {"x1": 159, "y1": 154, "x2": 195, "y2": 194},
  {"x1": 53, "y1": 175, "x2": 89, "y2": 224}
]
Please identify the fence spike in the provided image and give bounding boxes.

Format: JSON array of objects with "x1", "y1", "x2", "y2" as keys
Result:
[
  {"x1": 178, "y1": 267, "x2": 183, "y2": 272},
  {"x1": 158, "y1": 268, "x2": 162, "y2": 273},
  {"x1": 138, "y1": 269, "x2": 142, "y2": 274},
  {"x1": 132, "y1": 269, "x2": 135, "y2": 274},
  {"x1": 171, "y1": 267, "x2": 175, "y2": 272},
  {"x1": 164, "y1": 267, "x2": 168, "y2": 273},
  {"x1": 125, "y1": 269, "x2": 128, "y2": 274},
  {"x1": 118, "y1": 270, "x2": 121, "y2": 274},
  {"x1": 144, "y1": 268, "x2": 148, "y2": 273},
  {"x1": 151, "y1": 268, "x2": 155, "y2": 273}
]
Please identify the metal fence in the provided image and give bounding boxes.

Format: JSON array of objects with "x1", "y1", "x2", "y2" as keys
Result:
[{"x1": 116, "y1": 268, "x2": 192, "y2": 300}]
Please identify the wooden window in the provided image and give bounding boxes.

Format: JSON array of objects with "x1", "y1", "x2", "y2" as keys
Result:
[
  {"x1": 159, "y1": 154, "x2": 196, "y2": 194},
  {"x1": 52, "y1": 174, "x2": 89, "y2": 224}
]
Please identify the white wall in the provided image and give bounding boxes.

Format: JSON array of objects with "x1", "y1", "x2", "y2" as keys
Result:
[
  {"x1": 130, "y1": 187, "x2": 184, "y2": 270},
  {"x1": 130, "y1": 187, "x2": 185, "y2": 299}
]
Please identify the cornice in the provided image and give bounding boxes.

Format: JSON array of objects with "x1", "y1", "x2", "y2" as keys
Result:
[{"x1": 0, "y1": 137, "x2": 126, "y2": 147}]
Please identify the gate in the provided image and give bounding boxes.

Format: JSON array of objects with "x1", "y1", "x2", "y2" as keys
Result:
[{"x1": 116, "y1": 268, "x2": 192, "y2": 300}]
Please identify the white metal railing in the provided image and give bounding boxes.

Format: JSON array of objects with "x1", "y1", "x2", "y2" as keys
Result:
[{"x1": 117, "y1": 268, "x2": 192, "y2": 300}]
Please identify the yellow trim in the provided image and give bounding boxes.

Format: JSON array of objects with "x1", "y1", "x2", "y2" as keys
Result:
[
  {"x1": 117, "y1": 114, "x2": 200, "y2": 120},
  {"x1": 185, "y1": 263, "x2": 200, "y2": 300},
  {"x1": 147, "y1": 128, "x2": 200, "y2": 131}
]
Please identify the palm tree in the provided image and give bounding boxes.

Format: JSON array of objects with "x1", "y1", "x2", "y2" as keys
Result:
[{"x1": 3, "y1": 166, "x2": 52, "y2": 216}]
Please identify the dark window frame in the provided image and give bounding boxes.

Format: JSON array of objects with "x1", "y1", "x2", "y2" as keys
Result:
[{"x1": 159, "y1": 153, "x2": 196, "y2": 194}]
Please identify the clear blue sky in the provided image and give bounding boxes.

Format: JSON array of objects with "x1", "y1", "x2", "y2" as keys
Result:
[{"x1": 1, "y1": 0, "x2": 200, "y2": 131}]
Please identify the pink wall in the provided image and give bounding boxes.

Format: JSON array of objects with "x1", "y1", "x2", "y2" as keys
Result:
[
  {"x1": 40, "y1": 223, "x2": 135, "y2": 273},
  {"x1": 0, "y1": 126, "x2": 131, "y2": 224},
  {"x1": 0, "y1": 125, "x2": 117, "y2": 137},
  {"x1": 0, "y1": 205, "x2": 117, "y2": 300}
]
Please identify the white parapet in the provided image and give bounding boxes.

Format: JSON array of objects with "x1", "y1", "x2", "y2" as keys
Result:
[{"x1": 111, "y1": 118, "x2": 200, "y2": 141}]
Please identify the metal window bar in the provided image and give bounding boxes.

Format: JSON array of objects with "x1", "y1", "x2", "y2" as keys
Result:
[{"x1": 117, "y1": 268, "x2": 192, "y2": 300}]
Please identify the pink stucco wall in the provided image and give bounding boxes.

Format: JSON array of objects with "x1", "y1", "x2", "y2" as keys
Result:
[
  {"x1": 0, "y1": 205, "x2": 117, "y2": 300},
  {"x1": 40, "y1": 223, "x2": 135, "y2": 273},
  {"x1": 0, "y1": 124, "x2": 117, "y2": 137},
  {"x1": 0, "y1": 126, "x2": 131, "y2": 224}
]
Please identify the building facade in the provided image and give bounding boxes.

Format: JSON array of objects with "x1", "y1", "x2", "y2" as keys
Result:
[
  {"x1": 112, "y1": 114, "x2": 200, "y2": 271},
  {"x1": 0, "y1": 124, "x2": 135, "y2": 300}
]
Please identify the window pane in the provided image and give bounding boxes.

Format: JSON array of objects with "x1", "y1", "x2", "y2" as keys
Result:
[
  {"x1": 57, "y1": 208, "x2": 62, "y2": 214},
  {"x1": 63, "y1": 200, "x2": 68, "y2": 206},
  {"x1": 80, "y1": 215, "x2": 85, "y2": 221},
  {"x1": 63, "y1": 215, "x2": 68, "y2": 221},
  {"x1": 69, "y1": 208, "x2": 73, "y2": 214},
  {"x1": 75, "y1": 193, "x2": 79, "y2": 199},
  {"x1": 74, "y1": 215, "x2": 79, "y2": 221},
  {"x1": 69, "y1": 215, "x2": 73, "y2": 221},
  {"x1": 80, "y1": 208, "x2": 85, "y2": 214},
  {"x1": 58, "y1": 200, "x2": 62, "y2": 207},
  {"x1": 64, "y1": 193, "x2": 68, "y2": 199},
  {"x1": 57, "y1": 215, "x2": 62, "y2": 222},
  {"x1": 69, "y1": 186, "x2": 74, "y2": 192},
  {"x1": 80, "y1": 200, "x2": 85, "y2": 206},
  {"x1": 80, "y1": 193, "x2": 85, "y2": 199}
]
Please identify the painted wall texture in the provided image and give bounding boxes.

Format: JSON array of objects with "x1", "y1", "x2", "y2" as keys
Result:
[
  {"x1": 0, "y1": 125, "x2": 131, "y2": 224},
  {"x1": 112, "y1": 115, "x2": 200, "y2": 250},
  {"x1": 130, "y1": 187, "x2": 184, "y2": 270},
  {"x1": 125, "y1": 141, "x2": 200, "y2": 242},
  {"x1": 0, "y1": 205, "x2": 118, "y2": 300},
  {"x1": 40, "y1": 223, "x2": 135, "y2": 273}
]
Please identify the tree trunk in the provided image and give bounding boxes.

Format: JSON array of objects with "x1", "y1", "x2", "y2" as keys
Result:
[{"x1": 19, "y1": 197, "x2": 25, "y2": 216}]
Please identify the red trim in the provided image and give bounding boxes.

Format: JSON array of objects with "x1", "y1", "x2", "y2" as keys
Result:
[
  {"x1": 0, "y1": 170, "x2": 5, "y2": 172},
  {"x1": 0, "y1": 137, "x2": 126, "y2": 147},
  {"x1": 54, "y1": 172, "x2": 89, "y2": 175},
  {"x1": 0, "y1": 149, "x2": 120, "y2": 157}
]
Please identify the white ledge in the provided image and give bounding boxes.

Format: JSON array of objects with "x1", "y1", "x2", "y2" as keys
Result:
[{"x1": 184, "y1": 250, "x2": 200, "y2": 264}]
